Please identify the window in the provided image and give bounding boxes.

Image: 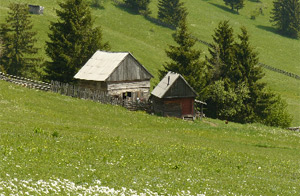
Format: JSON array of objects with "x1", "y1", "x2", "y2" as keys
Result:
[{"x1": 122, "y1": 92, "x2": 132, "y2": 99}]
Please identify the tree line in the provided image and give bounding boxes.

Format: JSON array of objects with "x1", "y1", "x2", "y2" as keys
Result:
[
  {"x1": 125, "y1": 0, "x2": 300, "y2": 38},
  {"x1": 0, "y1": 0, "x2": 294, "y2": 127},
  {"x1": 160, "y1": 18, "x2": 292, "y2": 128}
]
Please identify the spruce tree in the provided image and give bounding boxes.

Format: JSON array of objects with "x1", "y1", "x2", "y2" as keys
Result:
[
  {"x1": 205, "y1": 21, "x2": 292, "y2": 126},
  {"x1": 157, "y1": 0, "x2": 187, "y2": 27},
  {"x1": 234, "y1": 27, "x2": 264, "y2": 87},
  {"x1": 0, "y1": 3, "x2": 39, "y2": 77},
  {"x1": 45, "y1": 0, "x2": 109, "y2": 83},
  {"x1": 124, "y1": 0, "x2": 151, "y2": 14},
  {"x1": 233, "y1": 27, "x2": 265, "y2": 122},
  {"x1": 270, "y1": 0, "x2": 300, "y2": 38},
  {"x1": 159, "y1": 19, "x2": 209, "y2": 98},
  {"x1": 207, "y1": 20, "x2": 236, "y2": 87}
]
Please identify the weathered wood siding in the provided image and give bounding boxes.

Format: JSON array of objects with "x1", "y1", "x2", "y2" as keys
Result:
[
  {"x1": 107, "y1": 80, "x2": 150, "y2": 97},
  {"x1": 151, "y1": 96, "x2": 195, "y2": 118},
  {"x1": 151, "y1": 96, "x2": 165, "y2": 116},
  {"x1": 107, "y1": 55, "x2": 152, "y2": 82},
  {"x1": 163, "y1": 99, "x2": 182, "y2": 117},
  {"x1": 77, "y1": 80, "x2": 107, "y2": 92},
  {"x1": 164, "y1": 77, "x2": 196, "y2": 98}
]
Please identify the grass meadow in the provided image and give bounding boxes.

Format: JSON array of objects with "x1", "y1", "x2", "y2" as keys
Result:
[
  {"x1": 0, "y1": 0, "x2": 299, "y2": 125},
  {"x1": 0, "y1": 80, "x2": 300, "y2": 195}
]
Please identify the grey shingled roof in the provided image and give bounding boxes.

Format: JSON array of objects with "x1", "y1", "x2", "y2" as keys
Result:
[
  {"x1": 74, "y1": 51, "x2": 152, "y2": 81},
  {"x1": 151, "y1": 71, "x2": 197, "y2": 98}
]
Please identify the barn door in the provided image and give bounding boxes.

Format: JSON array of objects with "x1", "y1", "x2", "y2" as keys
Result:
[{"x1": 181, "y1": 98, "x2": 193, "y2": 116}]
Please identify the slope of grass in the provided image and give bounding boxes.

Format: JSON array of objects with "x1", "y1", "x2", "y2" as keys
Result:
[
  {"x1": 0, "y1": 80, "x2": 300, "y2": 195},
  {"x1": 0, "y1": 0, "x2": 299, "y2": 125}
]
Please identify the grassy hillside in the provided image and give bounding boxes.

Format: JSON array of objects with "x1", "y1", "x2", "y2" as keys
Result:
[
  {"x1": 0, "y1": 0, "x2": 299, "y2": 125},
  {"x1": 0, "y1": 80, "x2": 300, "y2": 195}
]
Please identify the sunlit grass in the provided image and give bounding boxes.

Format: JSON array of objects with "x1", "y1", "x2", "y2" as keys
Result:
[
  {"x1": 0, "y1": 0, "x2": 299, "y2": 125},
  {"x1": 0, "y1": 81, "x2": 300, "y2": 195}
]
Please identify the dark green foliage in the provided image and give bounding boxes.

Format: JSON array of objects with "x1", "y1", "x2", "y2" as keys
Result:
[
  {"x1": 255, "y1": 90, "x2": 292, "y2": 128},
  {"x1": 234, "y1": 27, "x2": 263, "y2": 87},
  {"x1": 124, "y1": 0, "x2": 151, "y2": 14},
  {"x1": 159, "y1": 19, "x2": 209, "y2": 99},
  {"x1": 157, "y1": 0, "x2": 187, "y2": 27},
  {"x1": 207, "y1": 80, "x2": 250, "y2": 121},
  {"x1": 0, "y1": 3, "x2": 40, "y2": 77},
  {"x1": 45, "y1": 0, "x2": 109, "y2": 83},
  {"x1": 91, "y1": 0, "x2": 106, "y2": 9},
  {"x1": 207, "y1": 21, "x2": 235, "y2": 87},
  {"x1": 52, "y1": 131, "x2": 59, "y2": 138},
  {"x1": 223, "y1": 0, "x2": 245, "y2": 13},
  {"x1": 205, "y1": 21, "x2": 291, "y2": 127},
  {"x1": 270, "y1": 0, "x2": 300, "y2": 38}
]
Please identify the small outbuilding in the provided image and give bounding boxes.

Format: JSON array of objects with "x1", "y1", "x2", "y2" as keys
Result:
[
  {"x1": 150, "y1": 71, "x2": 197, "y2": 119},
  {"x1": 74, "y1": 51, "x2": 153, "y2": 100},
  {"x1": 28, "y1": 5, "x2": 44, "y2": 15}
]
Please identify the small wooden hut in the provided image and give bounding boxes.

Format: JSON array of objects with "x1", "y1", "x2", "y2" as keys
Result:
[
  {"x1": 28, "y1": 5, "x2": 44, "y2": 15},
  {"x1": 74, "y1": 51, "x2": 153, "y2": 100},
  {"x1": 150, "y1": 72, "x2": 197, "y2": 119}
]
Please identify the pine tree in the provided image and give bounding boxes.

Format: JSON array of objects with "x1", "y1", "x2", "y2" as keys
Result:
[
  {"x1": 270, "y1": 0, "x2": 300, "y2": 38},
  {"x1": 234, "y1": 27, "x2": 264, "y2": 87},
  {"x1": 205, "y1": 22, "x2": 292, "y2": 126},
  {"x1": 157, "y1": 0, "x2": 187, "y2": 27},
  {"x1": 223, "y1": 0, "x2": 245, "y2": 13},
  {"x1": 159, "y1": 19, "x2": 209, "y2": 98},
  {"x1": 0, "y1": 3, "x2": 39, "y2": 77},
  {"x1": 233, "y1": 27, "x2": 265, "y2": 122},
  {"x1": 45, "y1": 0, "x2": 109, "y2": 83},
  {"x1": 124, "y1": 0, "x2": 151, "y2": 14},
  {"x1": 207, "y1": 20, "x2": 236, "y2": 87}
]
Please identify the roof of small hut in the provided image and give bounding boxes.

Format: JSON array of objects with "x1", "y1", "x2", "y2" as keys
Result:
[
  {"x1": 151, "y1": 71, "x2": 197, "y2": 99},
  {"x1": 74, "y1": 51, "x2": 153, "y2": 82}
]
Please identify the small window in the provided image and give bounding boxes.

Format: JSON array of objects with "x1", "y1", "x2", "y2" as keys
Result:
[{"x1": 122, "y1": 92, "x2": 132, "y2": 99}]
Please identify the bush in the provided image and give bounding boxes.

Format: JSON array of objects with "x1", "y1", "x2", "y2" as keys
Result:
[{"x1": 259, "y1": 93, "x2": 292, "y2": 128}]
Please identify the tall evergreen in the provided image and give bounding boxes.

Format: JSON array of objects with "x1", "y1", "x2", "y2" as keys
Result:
[
  {"x1": 0, "y1": 3, "x2": 39, "y2": 77},
  {"x1": 159, "y1": 19, "x2": 209, "y2": 98},
  {"x1": 124, "y1": 0, "x2": 151, "y2": 14},
  {"x1": 270, "y1": 0, "x2": 300, "y2": 38},
  {"x1": 234, "y1": 27, "x2": 264, "y2": 87},
  {"x1": 205, "y1": 21, "x2": 291, "y2": 127},
  {"x1": 157, "y1": 0, "x2": 187, "y2": 27},
  {"x1": 232, "y1": 27, "x2": 265, "y2": 121},
  {"x1": 207, "y1": 20, "x2": 236, "y2": 87},
  {"x1": 45, "y1": 0, "x2": 109, "y2": 83}
]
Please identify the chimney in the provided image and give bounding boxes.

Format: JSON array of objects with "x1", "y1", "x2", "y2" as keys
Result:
[{"x1": 167, "y1": 76, "x2": 170, "y2": 86}]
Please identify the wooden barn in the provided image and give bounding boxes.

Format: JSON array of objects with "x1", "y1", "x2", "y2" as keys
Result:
[
  {"x1": 74, "y1": 51, "x2": 153, "y2": 100},
  {"x1": 28, "y1": 5, "x2": 44, "y2": 15},
  {"x1": 150, "y1": 72, "x2": 197, "y2": 119}
]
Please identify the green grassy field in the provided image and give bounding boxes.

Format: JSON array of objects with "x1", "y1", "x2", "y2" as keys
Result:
[
  {"x1": 0, "y1": 0, "x2": 299, "y2": 125},
  {"x1": 0, "y1": 80, "x2": 300, "y2": 195}
]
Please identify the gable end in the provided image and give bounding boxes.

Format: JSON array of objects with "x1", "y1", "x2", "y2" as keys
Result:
[{"x1": 107, "y1": 54, "x2": 153, "y2": 82}]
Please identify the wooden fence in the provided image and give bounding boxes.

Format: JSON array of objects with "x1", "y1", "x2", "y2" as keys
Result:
[
  {"x1": 257, "y1": 63, "x2": 300, "y2": 80},
  {"x1": 50, "y1": 81, "x2": 151, "y2": 111},
  {"x1": 192, "y1": 36, "x2": 300, "y2": 81},
  {"x1": 0, "y1": 72, "x2": 150, "y2": 111},
  {"x1": 0, "y1": 72, "x2": 51, "y2": 90}
]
